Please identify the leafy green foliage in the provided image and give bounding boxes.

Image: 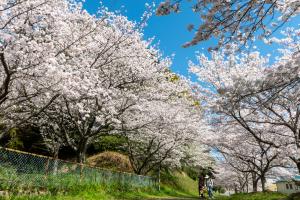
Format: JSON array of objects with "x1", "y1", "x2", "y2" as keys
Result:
[
  {"x1": 0, "y1": 126, "x2": 45, "y2": 154},
  {"x1": 169, "y1": 74, "x2": 180, "y2": 82},
  {"x1": 6, "y1": 128, "x2": 23, "y2": 149},
  {"x1": 182, "y1": 166, "x2": 198, "y2": 180},
  {"x1": 287, "y1": 192, "x2": 300, "y2": 200},
  {"x1": 199, "y1": 166, "x2": 216, "y2": 178},
  {"x1": 213, "y1": 185, "x2": 225, "y2": 194},
  {"x1": 91, "y1": 136, "x2": 126, "y2": 153}
]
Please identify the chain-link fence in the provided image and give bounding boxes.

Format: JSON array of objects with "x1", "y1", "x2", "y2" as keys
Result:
[{"x1": 0, "y1": 147, "x2": 157, "y2": 192}]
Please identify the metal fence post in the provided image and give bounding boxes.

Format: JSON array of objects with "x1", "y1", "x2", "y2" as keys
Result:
[
  {"x1": 158, "y1": 166, "x2": 161, "y2": 191},
  {"x1": 80, "y1": 163, "x2": 84, "y2": 182},
  {"x1": 44, "y1": 157, "x2": 50, "y2": 179}
]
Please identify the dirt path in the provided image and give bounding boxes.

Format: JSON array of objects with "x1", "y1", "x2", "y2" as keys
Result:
[{"x1": 148, "y1": 198, "x2": 199, "y2": 200}]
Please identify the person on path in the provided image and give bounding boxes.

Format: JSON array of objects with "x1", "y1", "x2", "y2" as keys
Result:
[
  {"x1": 206, "y1": 175, "x2": 214, "y2": 199},
  {"x1": 198, "y1": 173, "x2": 205, "y2": 199}
]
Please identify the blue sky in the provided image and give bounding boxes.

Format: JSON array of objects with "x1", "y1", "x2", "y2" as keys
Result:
[{"x1": 83, "y1": 0, "x2": 300, "y2": 77}]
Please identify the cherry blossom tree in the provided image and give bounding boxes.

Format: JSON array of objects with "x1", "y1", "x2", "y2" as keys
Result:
[
  {"x1": 0, "y1": 0, "x2": 77, "y2": 113},
  {"x1": 233, "y1": 27, "x2": 300, "y2": 171},
  {"x1": 156, "y1": 0, "x2": 300, "y2": 48},
  {"x1": 191, "y1": 26, "x2": 300, "y2": 173},
  {"x1": 0, "y1": 0, "x2": 160, "y2": 163},
  {"x1": 215, "y1": 125, "x2": 287, "y2": 191},
  {"x1": 0, "y1": 0, "x2": 94, "y2": 136},
  {"x1": 0, "y1": 0, "x2": 210, "y2": 172},
  {"x1": 118, "y1": 75, "x2": 207, "y2": 174},
  {"x1": 215, "y1": 162, "x2": 251, "y2": 193},
  {"x1": 189, "y1": 41, "x2": 297, "y2": 190}
]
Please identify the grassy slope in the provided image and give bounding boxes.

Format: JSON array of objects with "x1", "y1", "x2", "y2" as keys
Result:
[
  {"x1": 1, "y1": 171, "x2": 198, "y2": 200},
  {"x1": 160, "y1": 171, "x2": 198, "y2": 197},
  {"x1": 0, "y1": 148, "x2": 200, "y2": 200},
  {"x1": 87, "y1": 151, "x2": 198, "y2": 198}
]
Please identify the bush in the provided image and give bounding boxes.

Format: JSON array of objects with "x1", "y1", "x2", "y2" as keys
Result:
[
  {"x1": 213, "y1": 185, "x2": 225, "y2": 194},
  {"x1": 182, "y1": 166, "x2": 198, "y2": 181},
  {"x1": 91, "y1": 136, "x2": 126, "y2": 153},
  {"x1": 287, "y1": 192, "x2": 300, "y2": 200}
]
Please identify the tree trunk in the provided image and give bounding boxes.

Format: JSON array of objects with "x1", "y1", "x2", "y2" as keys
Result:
[
  {"x1": 246, "y1": 182, "x2": 249, "y2": 193},
  {"x1": 77, "y1": 139, "x2": 88, "y2": 164},
  {"x1": 77, "y1": 150, "x2": 87, "y2": 164},
  {"x1": 0, "y1": 53, "x2": 11, "y2": 106},
  {"x1": 253, "y1": 180, "x2": 258, "y2": 192},
  {"x1": 234, "y1": 184, "x2": 238, "y2": 194},
  {"x1": 245, "y1": 174, "x2": 249, "y2": 193},
  {"x1": 289, "y1": 155, "x2": 300, "y2": 174},
  {"x1": 252, "y1": 173, "x2": 258, "y2": 192},
  {"x1": 293, "y1": 144, "x2": 300, "y2": 173},
  {"x1": 261, "y1": 176, "x2": 266, "y2": 192},
  {"x1": 158, "y1": 166, "x2": 161, "y2": 191},
  {"x1": 296, "y1": 160, "x2": 300, "y2": 174},
  {"x1": 53, "y1": 149, "x2": 59, "y2": 175}
]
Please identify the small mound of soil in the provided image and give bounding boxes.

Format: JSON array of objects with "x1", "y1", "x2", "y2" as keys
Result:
[{"x1": 87, "y1": 151, "x2": 133, "y2": 173}]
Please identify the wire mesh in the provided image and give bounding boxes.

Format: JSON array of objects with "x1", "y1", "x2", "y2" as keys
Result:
[{"x1": 0, "y1": 147, "x2": 157, "y2": 191}]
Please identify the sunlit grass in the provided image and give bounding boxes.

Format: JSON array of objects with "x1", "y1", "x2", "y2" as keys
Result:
[
  {"x1": 215, "y1": 192, "x2": 287, "y2": 200},
  {"x1": 0, "y1": 170, "x2": 200, "y2": 200}
]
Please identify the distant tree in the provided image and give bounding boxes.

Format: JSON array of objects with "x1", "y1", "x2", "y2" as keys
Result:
[
  {"x1": 215, "y1": 162, "x2": 252, "y2": 193},
  {"x1": 189, "y1": 32, "x2": 300, "y2": 173},
  {"x1": 215, "y1": 127, "x2": 286, "y2": 192}
]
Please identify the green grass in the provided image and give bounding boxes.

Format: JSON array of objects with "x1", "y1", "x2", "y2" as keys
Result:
[
  {"x1": 2, "y1": 164, "x2": 292, "y2": 200},
  {"x1": 0, "y1": 158, "x2": 200, "y2": 200},
  {"x1": 215, "y1": 192, "x2": 287, "y2": 200},
  {"x1": 0, "y1": 184, "x2": 196, "y2": 200},
  {"x1": 160, "y1": 171, "x2": 198, "y2": 197},
  {"x1": 0, "y1": 170, "x2": 199, "y2": 200},
  {"x1": 0, "y1": 148, "x2": 201, "y2": 200}
]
